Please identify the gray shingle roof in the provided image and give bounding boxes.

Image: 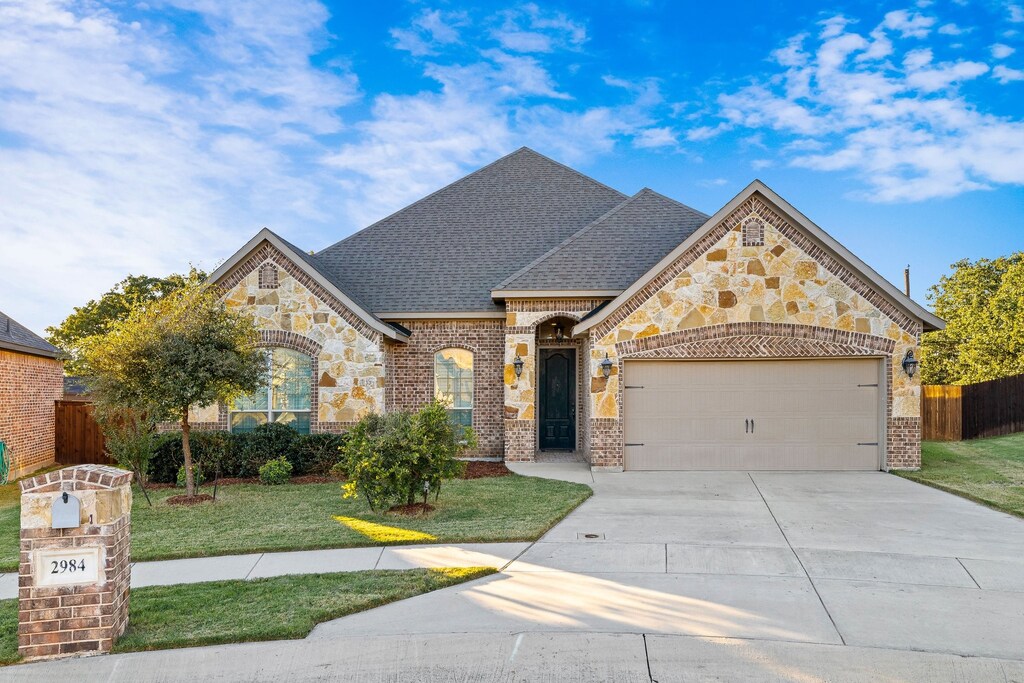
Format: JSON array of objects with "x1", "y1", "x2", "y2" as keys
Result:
[
  {"x1": 496, "y1": 188, "x2": 709, "y2": 292},
  {"x1": 0, "y1": 310, "x2": 60, "y2": 358},
  {"x1": 313, "y1": 148, "x2": 628, "y2": 313}
]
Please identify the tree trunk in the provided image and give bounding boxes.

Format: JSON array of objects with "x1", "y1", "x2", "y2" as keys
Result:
[{"x1": 181, "y1": 409, "x2": 195, "y2": 497}]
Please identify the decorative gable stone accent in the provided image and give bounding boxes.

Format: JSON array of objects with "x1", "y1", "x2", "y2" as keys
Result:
[
  {"x1": 258, "y1": 262, "x2": 279, "y2": 289},
  {"x1": 586, "y1": 195, "x2": 923, "y2": 470}
]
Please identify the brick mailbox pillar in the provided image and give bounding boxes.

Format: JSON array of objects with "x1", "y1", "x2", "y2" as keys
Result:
[{"x1": 18, "y1": 465, "x2": 133, "y2": 660}]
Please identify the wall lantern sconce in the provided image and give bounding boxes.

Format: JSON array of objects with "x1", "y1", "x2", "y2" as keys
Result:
[
  {"x1": 513, "y1": 355, "x2": 524, "y2": 378},
  {"x1": 600, "y1": 353, "x2": 613, "y2": 379},
  {"x1": 901, "y1": 349, "x2": 919, "y2": 379}
]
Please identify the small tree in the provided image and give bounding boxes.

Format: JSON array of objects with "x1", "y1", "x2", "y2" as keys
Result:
[
  {"x1": 95, "y1": 406, "x2": 157, "y2": 505},
  {"x1": 340, "y1": 400, "x2": 473, "y2": 512},
  {"x1": 79, "y1": 283, "x2": 266, "y2": 498}
]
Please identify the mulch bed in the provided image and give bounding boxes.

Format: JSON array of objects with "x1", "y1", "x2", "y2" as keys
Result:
[
  {"x1": 460, "y1": 461, "x2": 511, "y2": 479},
  {"x1": 387, "y1": 502, "x2": 435, "y2": 515},
  {"x1": 166, "y1": 494, "x2": 214, "y2": 506}
]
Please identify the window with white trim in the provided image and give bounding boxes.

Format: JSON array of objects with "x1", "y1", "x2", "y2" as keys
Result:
[
  {"x1": 434, "y1": 348, "x2": 473, "y2": 429},
  {"x1": 229, "y1": 348, "x2": 312, "y2": 434}
]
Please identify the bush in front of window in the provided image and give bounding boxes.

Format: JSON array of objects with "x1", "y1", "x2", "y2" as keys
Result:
[
  {"x1": 339, "y1": 399, "x2": 474, "y2": 512},
  {"x1": 148, "y1": 425, "x2": 346, "y2": 483},
  {"x1": 259, "y1": 456, "x2": 293, "y2": 485}
]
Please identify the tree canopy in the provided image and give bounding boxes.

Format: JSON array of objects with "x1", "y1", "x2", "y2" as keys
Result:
[
  {"x1": 46, "y1": 269, "x2": 206, "y2": 375},
  {"x1": 78, "y1": 283, "x2": 266, "y2": 496},
  {"x1": 922, "y1": 253, "x2": 1024, "y2": 385}
]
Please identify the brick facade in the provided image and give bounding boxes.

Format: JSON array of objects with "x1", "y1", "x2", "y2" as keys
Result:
[
  {"x1": 0, "y1": 349, "x2": 63, "y2": 479},
  {"x1": 19, "y1": 466, "x2": 132, "y2": 660},
  {"x1": 386, "y1": 319, "x2": 505, "y2": 458}
]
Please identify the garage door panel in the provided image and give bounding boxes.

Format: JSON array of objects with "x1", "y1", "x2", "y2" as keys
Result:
[{"x1": 624, "y1": 359, "x2": 882, "y2": 471}]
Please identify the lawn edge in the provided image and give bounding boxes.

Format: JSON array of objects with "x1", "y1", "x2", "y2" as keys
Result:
[
  {"x1": 892, "y1": 471, "x2": 1024, "y2": 519},
  {"x1": 1, "y1": 566, "x2": 498, "y2": 666}
]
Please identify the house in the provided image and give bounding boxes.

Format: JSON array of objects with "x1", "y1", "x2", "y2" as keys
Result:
[
  {"x1": 0, "y1": 310, "x2": 63, "y2": 479},
  {"x1": 206, "y1": 148, "x2": 942, "y2": 471}
]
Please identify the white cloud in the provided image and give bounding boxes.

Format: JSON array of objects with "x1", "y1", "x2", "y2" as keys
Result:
[
  {"x1": 391, "y1": 9, "x2": 468, "y2": 56},
  {"x1": 751, "y1": 159, "x2": 773, "y2": 170},
  {"x1": 1009, "y1": 3, "x2": 1024, "y2": 22},
  {"x1": 697, "y1": 178, "x2": 729, "y2": 187},
  {"x1": 993, "y1": 64, "x2": 1024, "y2": 82},
  {"x1": 633, "y1": 126, "x2": 677, "y2": 148},
  {"x1": 701, "y1": 10, "x2": 1024, "y2": 202},
  {"x1": 492, "y1": 3, "x2": 587, "y2": 53},
  {"x1": 0, "y1": 0, "x2": 358, "y2": 331},
  {"x1": 882, "y1": 9, "x2": 935, "y2": 38},
  {"x1": 992, "y1": 43, "x2": 1016, "y2": 59},
  {"x1": 937, "y1": 23, "x2": 967, "y2": 35}
]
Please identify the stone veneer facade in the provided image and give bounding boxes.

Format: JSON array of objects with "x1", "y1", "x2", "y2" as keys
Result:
[
  {"x1": 213, "y1": 242, "x2": 386, "y2": 433},
  {"x1": 0, "y1": 349, "x2": 63, "y2": 479},
  {"x1": 215, "y1": 191, "x2": 927, "y2": 471},
  {"x1": 582, "y1": 195, "x2": 922, "y2": 470}
]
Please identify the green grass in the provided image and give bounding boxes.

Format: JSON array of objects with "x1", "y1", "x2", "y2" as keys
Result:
[
  {"x1": 0, "y1": 474, "x2": 592, "y2": 571},
  {"x1": 895, "y1": 433, "x2": 1024, "y2": 517},
  {"x1": 0, "y1": 567, "x2": 495, "y2": 665}
]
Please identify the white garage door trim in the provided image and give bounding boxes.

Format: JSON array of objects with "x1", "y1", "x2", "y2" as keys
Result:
[{"x1": 623, "y1": 358, "x2": 886, "y2": 471}]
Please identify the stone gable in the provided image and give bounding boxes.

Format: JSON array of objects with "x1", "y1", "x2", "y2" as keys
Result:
[
  {"x1": 585, "y1": 194, "x2": 923, "y2": 469},
  {"x1": 218, "y1": 245, "x2": 385, "y2": 428}
]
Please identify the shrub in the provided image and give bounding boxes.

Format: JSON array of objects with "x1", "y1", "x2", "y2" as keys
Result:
[
  {"x1": 292, "y1": 432, "x2": 348, "y2": 474},
  {"x1": 151, "y1": 430, "x2": 230, "y2": 484},
  {"x1": 230, "y1": 423, "x2": 299, "y2": 477},
  {"x1": 177, "y1": 463, "x2": 205, "y2": 488},
  {"x1": 99, "y1": 409, "x2": 157, "y2": 483},
  {"x1": 340, "y1": 400, "x2": 472, "y2": 511},
  {"x1": 148, "y1": 425, "x2": 351, "y2": 482},
  {"x1": 259, "y1": 456, "x2": 293, "y2": 485}
]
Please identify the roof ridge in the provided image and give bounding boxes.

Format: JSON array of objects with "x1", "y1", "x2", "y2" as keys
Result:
[
  {"x1": 319, "y1": 147, "x2": 627, "y2": 255},
  {"x1": 495, "y1": 189, "x2": 647, "y2": 290},
  {"x1": 635, "y1": 187, "x2": 710, "y2": 218}
]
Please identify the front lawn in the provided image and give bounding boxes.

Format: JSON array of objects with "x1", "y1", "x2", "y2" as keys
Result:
[
  {"x1": 0, "y1": 567, "x2": 494, "y2": 665},
  {"x1": 896, "y1": 433, "x2": 1024, "y2": 517},
  {"x1": 0, "y1": 474, "x2": 592, "y2": 571}
]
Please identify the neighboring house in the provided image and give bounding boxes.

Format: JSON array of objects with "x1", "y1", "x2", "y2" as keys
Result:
[
  {"x1": 0, "y1": 310, "x2": 63, "y2": 479},
  {"x1": 206, "y1": 148, "x2": 942, "y2": 471}
]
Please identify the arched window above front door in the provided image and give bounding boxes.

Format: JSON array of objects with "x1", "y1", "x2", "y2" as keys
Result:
[
  {"x1": 230, "y1": 348, "x2": 312, "y2": 434},
  {"x1": 434, "y1": 348, "x2": 473, "y2": 429}
]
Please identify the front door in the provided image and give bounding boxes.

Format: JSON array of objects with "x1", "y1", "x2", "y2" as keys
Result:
[{"x1": 539, "y1": 348, "x2": 576, "y2": 450}]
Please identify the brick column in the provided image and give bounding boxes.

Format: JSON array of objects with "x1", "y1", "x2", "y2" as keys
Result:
[{"x1": 19, "y1": 465, "x2": 133, "y2": 661}]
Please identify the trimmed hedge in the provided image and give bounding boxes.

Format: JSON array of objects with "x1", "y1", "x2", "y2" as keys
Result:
[{"x1": 151, "y1": 424, "x2": 347, "y2": 484}]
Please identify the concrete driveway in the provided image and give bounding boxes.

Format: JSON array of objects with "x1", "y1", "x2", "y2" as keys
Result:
[
  {"x1": 311, "y1": 467, "x2": 1024, "y2": 662},
  {"x1": 11, "y1": 466, "x2": 1024, "y2": 681}
]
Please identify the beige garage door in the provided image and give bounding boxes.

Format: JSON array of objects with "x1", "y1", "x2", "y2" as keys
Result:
[{"x1": 623, "y1": 359, "x2": 882, "y2": 471}]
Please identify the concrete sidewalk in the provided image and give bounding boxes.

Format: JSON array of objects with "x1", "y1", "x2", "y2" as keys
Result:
[
  {"x1": 7, "y1": 631, "x2": 1024, "y2": 681},
  {"x1": 0, "y1": 542, "x2": 530, "y2": 599}
]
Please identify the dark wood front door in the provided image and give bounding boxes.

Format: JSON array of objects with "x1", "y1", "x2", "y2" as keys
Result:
[{"x1": 539, "y1": 348, "x2": 576, "y2": 450}]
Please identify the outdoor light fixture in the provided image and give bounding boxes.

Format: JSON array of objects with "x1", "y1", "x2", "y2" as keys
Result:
[
  {"x1": 600, "y1": 353, "x2": 613, "y2": 379},
  {"x1": 513, "y1": 355, "x2": 524, "y2": 378},
  {"x1": 901, "y1": 349, "x2": 919, "y2": 378}
]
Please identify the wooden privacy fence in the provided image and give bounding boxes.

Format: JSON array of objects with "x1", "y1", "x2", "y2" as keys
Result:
[
  {"x1": 922, "y1": 373, "x2": 1024, "y2": 441},
  {"x1": 55, "y1": 400, "x2": 110, "y2": 465}
]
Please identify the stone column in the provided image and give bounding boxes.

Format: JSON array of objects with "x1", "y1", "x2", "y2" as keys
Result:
[
  {"x1": 503, "y1": 333, "x2": 536, "y2": 461},
  {"x1": 19, "y1": 465, "x2": 133, "y2": 660}
]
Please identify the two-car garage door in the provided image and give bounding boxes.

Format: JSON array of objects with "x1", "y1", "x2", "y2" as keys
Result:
[{"x1": 623, "y1": 359, "x2": 883, "y2": 471}]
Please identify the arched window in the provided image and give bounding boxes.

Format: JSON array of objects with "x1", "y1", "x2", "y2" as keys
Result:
[
  {"x1": 434, "y1": 348, "x2": 473, "y2": 428},
  {"x1": 230, "y1": 348, "x2": 312, "y2": 434}
]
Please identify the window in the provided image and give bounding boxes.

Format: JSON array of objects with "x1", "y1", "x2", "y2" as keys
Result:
[
  {"x1": 230, "y1": 348, "x2": 312, "y2": 434},
  {"x1": 434, "y1": 348, "x2": 473, "y2": 429}
]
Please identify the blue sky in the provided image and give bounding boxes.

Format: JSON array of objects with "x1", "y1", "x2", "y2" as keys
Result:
[{"x1": 1, "y1": 0, "x2": 1022, "y2": 333}]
